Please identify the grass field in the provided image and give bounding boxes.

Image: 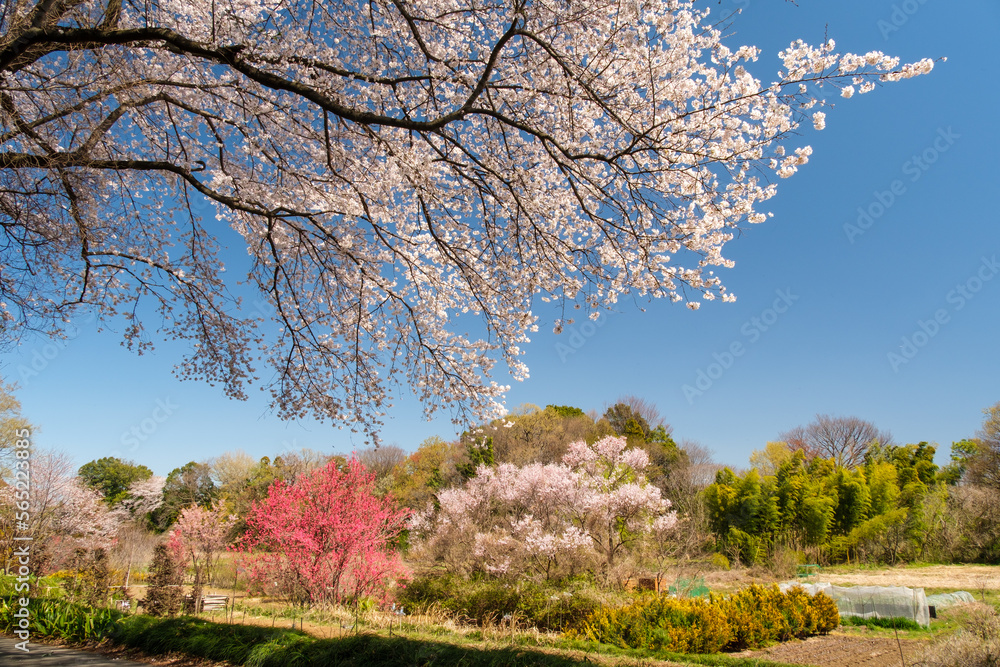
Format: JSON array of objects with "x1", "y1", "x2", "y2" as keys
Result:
[{"x1": 7, "y1": 563, "x2": 999, "y2": 667}]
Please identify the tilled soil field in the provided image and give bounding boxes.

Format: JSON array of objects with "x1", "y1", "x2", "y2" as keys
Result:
[{"x1": 739, "y1": 633, "x2": 929, "y2": 667}]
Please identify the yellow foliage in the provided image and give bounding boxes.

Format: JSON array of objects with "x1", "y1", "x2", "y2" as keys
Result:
[
  {"x1": 573, "y1": 594, "x2": 730, "y2": 654},
  {"x1": 571, "y1": 583, "x2": 839, "y2": 654}
]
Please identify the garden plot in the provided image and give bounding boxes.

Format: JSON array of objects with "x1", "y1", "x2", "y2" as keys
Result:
[{"x1": 740, "y1": 634, "x2": 928, "y2": 667}]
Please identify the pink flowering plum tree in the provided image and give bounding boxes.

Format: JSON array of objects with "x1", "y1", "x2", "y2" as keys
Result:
[
  {"x1": 411, "y1": 436, "x2": 675, "y2": 581},
  {"x1": 0, "y1": 1, "x2": 934, "y2": 439},
  {"x1": 236, "y1": 458, "x2": 410, "y2": 606}
]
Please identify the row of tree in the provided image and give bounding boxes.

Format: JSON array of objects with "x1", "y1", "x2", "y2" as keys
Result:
[
  {"x1": 704, "y1": 424, "x2": 1000, "y2": 566},
  {"x1": 384, "y1": 400, "x2": 1000, "y2": 571},
  {"x1": 3, "y1": 383, "x2": 999, "y2": 609}
]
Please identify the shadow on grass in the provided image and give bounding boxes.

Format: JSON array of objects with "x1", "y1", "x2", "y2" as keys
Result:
[
  {"x1": 554, "y1": 637, "x2": 800, "y2": 667},
  {"x1": 113, "y1": 615, "x2": 801, "y2": 667},
  {"x1": 115, "y1": 615, "x2": 600, "y2": 666},
  {"x1": 2, "y1": 596, "x2": 802, "y2": 667}
]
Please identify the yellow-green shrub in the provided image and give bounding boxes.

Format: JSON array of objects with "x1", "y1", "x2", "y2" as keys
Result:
[
  {"x1": 718, "y1": 584, "x2": 790, "y2": 648},
  {"x1": 781, "y1": 585, "x2": 818, "y2": 637},
  {"x1": 808, "y1": 590, "x2": 840, "y2": 634},
  {"x1": 718, "y1": 584, "x2": 839, "y2": 648},
  {"x1": 572, "y1": 594, "x2": 730, "y2": 654},
  {"x1": 709, "y1": 553, "x2": 731, "y2": 570}
]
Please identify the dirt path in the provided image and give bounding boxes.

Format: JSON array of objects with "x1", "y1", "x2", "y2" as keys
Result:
[
  {"x1": 0, "y1": 637, "x2": 158, "y2": 666},
  {"x1": 0, "y1": 635, "x2": 230, "y2": 666},
  {"x1": 740, "y1": 633, "x2": 928, "y2": 667}
]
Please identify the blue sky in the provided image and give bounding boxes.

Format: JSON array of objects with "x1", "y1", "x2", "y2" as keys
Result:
[{"x1": 3, "y1": 0, "x2": 998, "y2": 476}]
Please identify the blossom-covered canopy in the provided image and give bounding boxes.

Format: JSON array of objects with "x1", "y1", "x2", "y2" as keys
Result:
[{"x1": 0, "y1": 0, "x2": 932, "y2": 437}]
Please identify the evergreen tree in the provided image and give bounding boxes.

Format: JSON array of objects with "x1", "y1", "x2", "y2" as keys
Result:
[
  {"x1": 87, "y1": 548, "x2": 111, "y2": 608},
  {"x1": 457, "y1": 436, "x2": 495, "y2": 480},
  {"x1": 143, "y1": 544, "x2": 183, "y2": 617}
]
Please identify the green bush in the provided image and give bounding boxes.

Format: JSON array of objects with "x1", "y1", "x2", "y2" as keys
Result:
[
  {"x1": 780, "y1": 585, "x2": 820, "y2": 637},
  {"x1": 808, "y1": 589, "x2": 841, "y2": 633},
  {"x1": 717, "y1": 585, "x2": 790, "y2": 649},
  {"x1": 398, "y1": 574, "x2": 604, "y2": 632},
  {"x1": 708, "y1": 553, "x2": 730, "y2": 571},
  {"x1": 842, "y1": 615, "x2": 921, "y2": 631},
  {"x1": 1, "y1": 597, "x2": 122, "y2": 643},
  {"x1": 572, "y1": 594, "x2": 730, "y2": 654}
]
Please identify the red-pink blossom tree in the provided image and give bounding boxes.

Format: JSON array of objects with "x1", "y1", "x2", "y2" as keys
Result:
[{"x1": 236, "y1": 458, "x2": 409, "y2": 606}]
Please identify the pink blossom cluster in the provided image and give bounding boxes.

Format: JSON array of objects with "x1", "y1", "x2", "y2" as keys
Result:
[
  {"x1": 411, "y1": 436, "x2": 676, "y2": 579},
  {"x1": 170, "y1": 504, "x2": 234, "y2": 583},
  {"x1": 235, "y1": 458, "x2": 410, "y2": 605}
]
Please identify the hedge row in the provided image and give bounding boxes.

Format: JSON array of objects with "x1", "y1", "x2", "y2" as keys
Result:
[{"x1": 572, "y1": 584, "x2": 839, "y2": 653}]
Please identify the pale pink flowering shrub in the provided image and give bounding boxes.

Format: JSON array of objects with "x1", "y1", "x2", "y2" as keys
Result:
[
  {"x1": 236, "y1": 458, "x2": 410, "y2": 606},
  {"x1": 170, "y1": 504, "x2": 234, "y2": 585},
  {"x1": 411, "y1": 436, "x2": 676, "y2": 580}
]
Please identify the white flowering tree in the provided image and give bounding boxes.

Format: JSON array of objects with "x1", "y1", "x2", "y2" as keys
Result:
[
  {"x1": 0, "y1": 0, "x2": 933, "y2": 437},
  {"x1": 57, "y1": 479, "x2": 124, "y2": 550},
  {"x1": 563, "y1": 436, "x2": 674, "y2": 571},
  {"x1": 118, "y1": 475, "x2": 166, "y2": 520},
  {"x1": 115, "y1": 475, "x2": 165, "y2": 589},
  {"x1": 410, "y1": 435, "x2": 675, "y2": 580},
  {"x1": 0, "y1": 449, "x2": 124, "y2": 571}
]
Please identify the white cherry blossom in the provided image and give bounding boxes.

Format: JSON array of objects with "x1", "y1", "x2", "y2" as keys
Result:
[{"x1": 0, "y1": 1, "x2": 934, "y2": 437}]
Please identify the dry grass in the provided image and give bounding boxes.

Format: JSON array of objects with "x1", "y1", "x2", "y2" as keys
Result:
[
  {"x1": 914, "y1": 603, "x2": 1000, "y2": 667},
  {"x1": 821, "y1": 565, "x2": 1000, "y2": 591},
  {"x1": 702, "y1": 563, "x2": 1000, "y2": 594}
]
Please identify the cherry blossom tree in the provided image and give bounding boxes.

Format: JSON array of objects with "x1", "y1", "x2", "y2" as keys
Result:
[
  {"x1": 413, "y1": 461, "x2": 592, "y2": 579},
  {"x1": 564, "y1": 436, "x2": 675, "y2": 570},
  {"x1": 0, "y1": 1, "x2": 934, "y2": 437},
  {"x1": 170, "y1": 504, "x2": 233, "y2": 589},
  {"x1": 411, "y1": 435, "x2": 676, "y2": 581},
  {"x1": 236, "y1": 458, "x2": 410, "y2": 606},
  {"x1": 15, "y1": 449, "x2": 76, "y2": 546},
  {"x1": 1, "y1": 449, "x2": 123, "y2": 572},
  {"x1": 57, "y1": 478, "x2": 123, "y2": 550},
  {"x1": 108, "y1": 475, "x2": 164, "y2": 590},
  {"x1": 118, "y1": 475, "x2": 166, "y2": 519}
]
